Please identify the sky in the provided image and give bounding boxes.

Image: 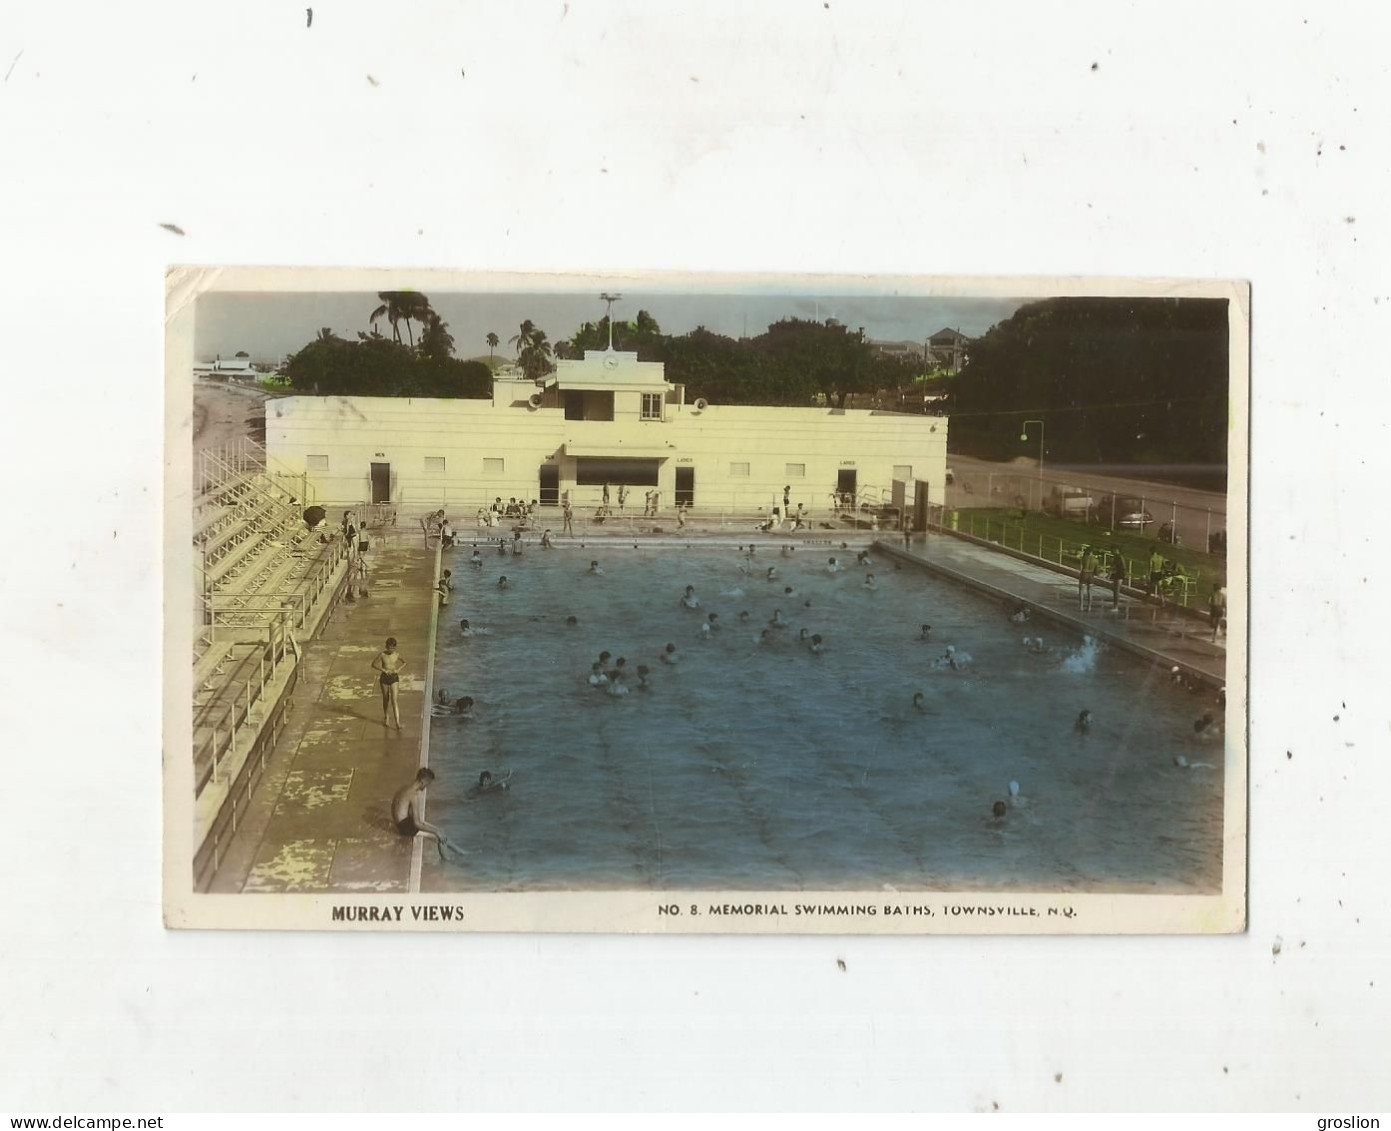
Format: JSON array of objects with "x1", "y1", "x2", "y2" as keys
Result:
[{"x1": 193, "y1": 289, "x2": 1025, "y2": 365}]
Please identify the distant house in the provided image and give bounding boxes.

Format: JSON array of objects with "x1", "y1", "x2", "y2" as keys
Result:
[
  {"x1": 871, "y1": 339, "x2": 929, "y2": 363},
  {"x1": 193, "y1": 354, "x2": 260, "y2": 382},
  {"x1": 925, "y1": 328, "x2": 970, "y2": 374}
]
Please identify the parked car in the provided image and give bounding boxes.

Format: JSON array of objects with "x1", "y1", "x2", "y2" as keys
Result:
[
  {"x1": 1044, "y1": 485, "x2": 1095, "y2": 518},
  {"x1": 1091, "y1": 495, "x2": 1153, "y2": 528}
]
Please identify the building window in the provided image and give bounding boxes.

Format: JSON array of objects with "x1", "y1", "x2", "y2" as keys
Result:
[
  {"x1": 893, "y1": 464, "x2": 913, "y2": 481},
  {"x1": 641, "y1": 393, "x2": 662, "y2": 420},
  {"x1": 424, "y1": 456, "x2": 446, "y2": 475},
  {"x1": 729, "y1": 462, "x2": 750, "y2": 477},
  {"x1": 483, "y1": 458, "x2": 505, "y2": 475},
  {"x1": 306, "y1": 454, "x2": 329, "y2": 471},
  {"x1": 785, "y1": 463, "x2": 806, "y2": 478}
]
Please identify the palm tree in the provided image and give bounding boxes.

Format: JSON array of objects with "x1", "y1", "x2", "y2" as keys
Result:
[
  {"x1": 519, "y1": 330, "x2": 554, "y2": 382},
  {"x1": 486, "y1": 332, "x2": 499, "y2": 362},
  {"x1": 369, "y1": 291, "x2": 434, "y2": 350},
  {"x1": 508, "y1": 319, "x2": 538, "y2": 358}
]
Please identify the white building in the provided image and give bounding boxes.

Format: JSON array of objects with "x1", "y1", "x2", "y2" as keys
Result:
[{"x1": 265, "y1": 349, "x2": 948, "y2": 519}]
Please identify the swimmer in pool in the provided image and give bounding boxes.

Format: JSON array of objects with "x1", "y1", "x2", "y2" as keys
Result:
[
  {"x1": 434, "y1": 689, "x2": 450, "y2": 708},
  {"x1": 1008, "y1": 604, "x2": 1030, "y2": 624},
  {"x1": 606, "y1": 673, "x2": 630, "y2": 697},
  {"x1": 681, "y1": 585, "x2": 701, "y2": 609},
  {"x1": 940, "y1": 644, "x2": 961, "y2": 670},
  {"x1": 765, "y1": 566, "x2": 778, "y2": 581},
  {"x1": 587, "y1": 662, "x2": 609, "y2": 687},
  {"x1": 798, "y1": 628, "x2": 809, "y2": 644},
  {"x1": 661, "y1": 642, "x2": 680, "y2": 664},
  {"x1": 809, "y1": 633, "x2": 824, "y2": 654},
  {"x1": 1173, "y1": 754, "x2": 1216, "y2": 770},
  {"x1": 699, "y1": 620, "x2": 712, "y2": 639},
  {"x1": 497, "y1": 540, "x2": 508, "y2": 556},
  {"x1": 540, "y1": 529, "x2": 553, "y2": 549},
  {"x1": 863, "y1": 573, "x2": 877, "y2": 590},
  {"x1": 768, "y1": 609, "x2": 787, "y2": 629},
  {"x1": 1024, "y1": 636, "x2": 1050, "y2": 654},
  {"x1": 1075, "y1": 709, "x2": 1093, "y2": 732},
  {"x1": 920, "y1": 624, "x2": 932, "y2": 641},
  {"x1": 598, "y1": 650, "x2": 612, "y2": 668},
  {"x1": 497, "y1": 575, "x2": 509, "y2": 589},
  {"x1": 636, "y1": 664, "x2": 652, "y2": 690},
  {"x1": 565, "y1": 615, "x2": 578, "y2": 627},
  {"x1": 610, "y1": 657, "x2": 628, "y2": 681},
  {"x1": 737, "y1": 610, "x2": 750, "y2": 622},
  {"x1": 1192, "y1": 711, "x2": 1221, "y2": 738},
  {"x1": 991, "y1": 800, "x2": 1008, "y2": 820},
  {"x1": 856, "y1": 550, "x2": 871, "y2": 566},
  {"x1": 783, "y1": 585, "x2": 795, "y2": 598},
  {"x1": 370, "y1": 637, "x2": 405, "y2": 729},
  {"x1": 588, "y1": 560, "x2": 604, "y2": 575},
  {"x1": 754, "y1": 628, "x2": 772, "y2": 646},
  {"x1": 706, "y1": 612, "x2": 719, "y2": 633},
  {"x1": 826, "y1": 557, "x2": 841, "y2": 573},
  {"x1": 912, "y1": 691, "x2": 926, "y2": 712},
  {"x1": 459, "y1": 619, "x2": 473, "y2": 635},
  {"x1": 391, "y1": 768, "x2": 457, "y2": 861},
  {"x1": 464, "y1": 770, "x2": 510, "y2": 799},
  {"x1": 469, "y1": 549, "x2": 483, "y2": 568}
]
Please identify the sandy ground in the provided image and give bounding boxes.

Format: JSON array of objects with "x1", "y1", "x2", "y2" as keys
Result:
[
  {"x1": 193, "y1": 380, "x2": 268, "y2": 490},
  {"x1": 193, "y1": 379, "x2": 267, "y2": 454}
]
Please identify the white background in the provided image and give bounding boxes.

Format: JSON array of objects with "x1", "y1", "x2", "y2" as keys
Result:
[{"x1": 2, "y1": 0, "x2": 1388, "y2": 1113}]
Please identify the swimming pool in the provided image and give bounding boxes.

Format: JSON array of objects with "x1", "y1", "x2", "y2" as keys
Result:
[{"x1": 422, "y1": 541, "x2": 1224, "y2": 893}]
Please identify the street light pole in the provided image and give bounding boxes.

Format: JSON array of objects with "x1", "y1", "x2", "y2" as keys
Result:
[{"x1": 1020, "y1": 419, "x2": 1044, "y2": 510}]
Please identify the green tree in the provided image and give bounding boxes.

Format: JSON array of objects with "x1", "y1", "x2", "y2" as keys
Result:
[
  {"x1": 370, "y1": 291, "x2": 434, "y2": 350},
  {"x1": 943, "y1": 297, "x2": 1229, "y2": 477},
  {"x1": 518, "y1": 329, "x2": 554, "y2": 382},
  {"x1": 418, "y1": 312, "x2": 455, "y2": 361}
]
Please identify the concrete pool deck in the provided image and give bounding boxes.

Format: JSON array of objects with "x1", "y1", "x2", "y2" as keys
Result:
[
  {"x1": 207, "y1": 531, "x2": 436, "y2": 893},
  {"x1": 878, "y1": 533, "x2": 1228, "y2": 687},
  {"x1": 206, "y1": 517, "x2": 1228, "y2": 893}
]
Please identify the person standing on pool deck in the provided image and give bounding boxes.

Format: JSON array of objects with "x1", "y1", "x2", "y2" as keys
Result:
[
  {"x1": 562, "y1": 500, "x2": 575, "y2": 536},
  {"x1": 902, "y1": 514, "x2": 913, "y2": 549},
  {"x1": 391, "y1": 768, "x2": 454, "y2": 861},
  {"x1": 371, "y1": 637, "x2": 405, "y2": 729},
  {"x1": 1109, "y1": 548, "x2": 1125, "y2": 608},
  {"x1": 1078, "y1": 545, "x2": 1098, "y2": 609},
  {"x1": 1209, "y1": 582, "x2": 1227, "y2": 642}
]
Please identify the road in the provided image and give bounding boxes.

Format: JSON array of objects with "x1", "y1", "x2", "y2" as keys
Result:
[{"x1": 943, "y1": 453, "x2": 1229, "y2": 551}]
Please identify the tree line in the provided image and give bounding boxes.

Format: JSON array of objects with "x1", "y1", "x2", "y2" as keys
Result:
[
  {"x1": 942, "y1": 297, "x2": 1230, "y2": 479},
  {"x1": 280, "y1": 297, "x2": 919, "y2": 406},
  {"x1": 280, "y1": 292, "x2": 492, "y2": 398}
]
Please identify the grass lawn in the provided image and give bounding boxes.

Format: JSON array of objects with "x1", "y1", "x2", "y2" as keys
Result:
[{"x1": 948, "y1": 507, "x2": 1227, "y2": 599}]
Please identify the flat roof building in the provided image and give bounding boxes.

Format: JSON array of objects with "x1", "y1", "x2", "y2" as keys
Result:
[{"x1": 266, "y1": 348, "x2": 948, "y2": 518}]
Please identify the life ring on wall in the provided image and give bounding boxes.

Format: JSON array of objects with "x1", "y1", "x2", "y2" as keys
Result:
[
  {"x1": 527, "y1": 392, "x2": 543, "y2": 409},
  {"x1": 692, "y1": 397, "x2": 709, "y2": 412}
]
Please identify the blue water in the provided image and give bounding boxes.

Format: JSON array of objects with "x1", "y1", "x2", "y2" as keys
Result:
[{"x1": 423, "y1": 542, "x2": 1224, "y2": 892}]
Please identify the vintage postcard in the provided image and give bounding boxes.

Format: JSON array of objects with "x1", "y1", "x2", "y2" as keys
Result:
[{"x1": 164, "y1": 268, "x2": 1248, "y2": 933}]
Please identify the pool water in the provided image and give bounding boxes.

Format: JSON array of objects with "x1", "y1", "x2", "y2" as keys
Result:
[{"x1": 422, "y1": 542, "x2": 1224, "y2": 893}]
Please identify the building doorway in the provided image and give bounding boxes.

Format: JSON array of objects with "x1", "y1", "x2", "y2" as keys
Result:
[
  {"x1": 675, "y1": 466, "x2": 695, "y2": 507},
  {"x1": 836, "y1": 468, "x2": 857, "y2": 509},
  {"x1": 370, "y1": 462, "x2": 391, "y2": 504},
  {"x1": 538, "y1": 464, "x2": 560, "y2": 506}
]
